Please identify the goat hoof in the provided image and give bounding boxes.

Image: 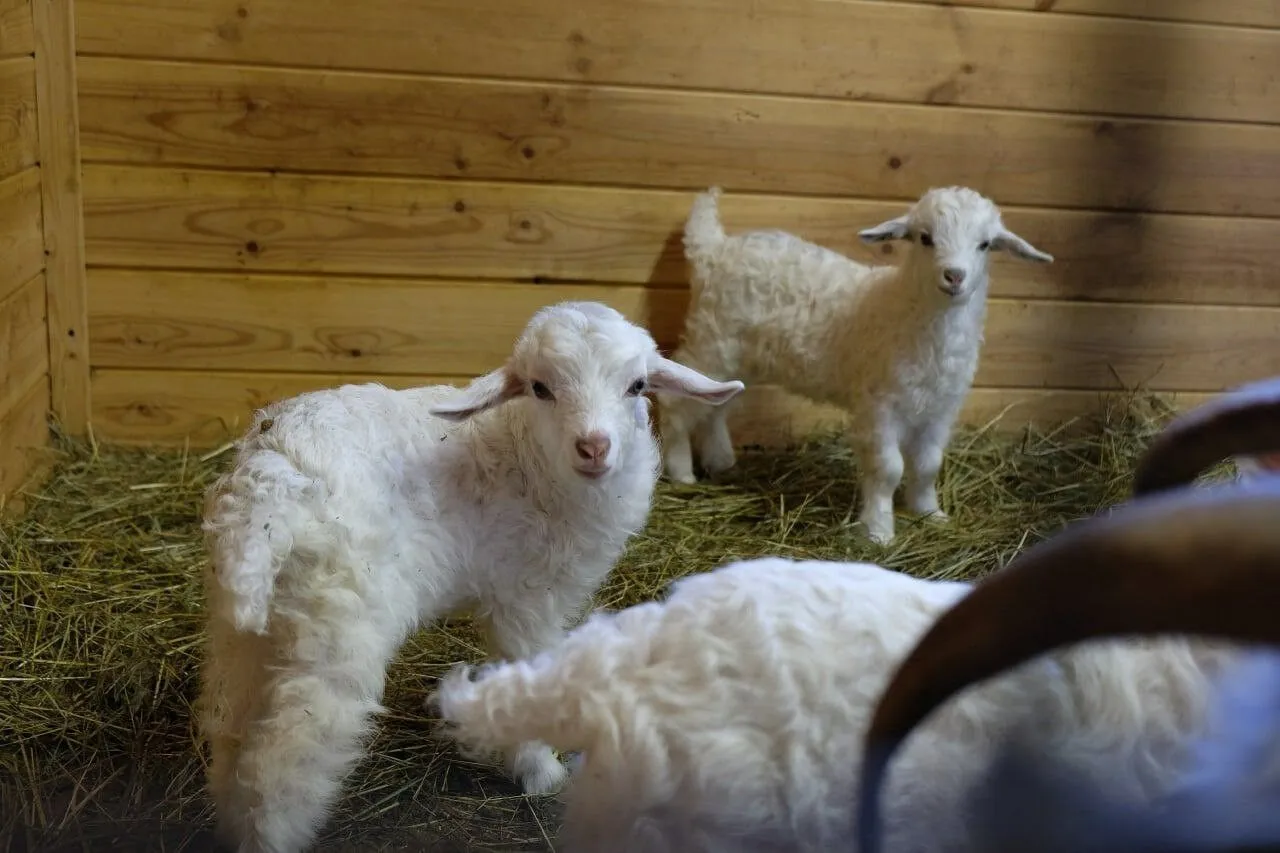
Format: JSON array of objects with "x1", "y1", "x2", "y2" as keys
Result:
[
  {"x1": 859, "y1": 518, "x2": 895, "y2": 546},
  {"x1": 516, "y1": 754, "x2": 569, "y2": 796},
  {"x1": 700, "y1": 448, "x2": 737, "y2": 476}
]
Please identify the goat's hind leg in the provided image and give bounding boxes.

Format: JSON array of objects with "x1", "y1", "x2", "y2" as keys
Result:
[
  {"x1": 198, "y1": 611, "x2": 272, "y2": 849},
  {"x1": 215, "y1": 603, "x2": 403, "y2": 853},
  {"x1": 657, "y1": 345, "x2": 734, "y2": 484},
  {"x1": 696, "y1": 397, "x2": 740, "y2": 477}
]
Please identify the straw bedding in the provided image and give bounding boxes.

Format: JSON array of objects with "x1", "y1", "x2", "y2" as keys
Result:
[{"x1": 0, "y1": 392, "x2": 1222, "y2": 852}]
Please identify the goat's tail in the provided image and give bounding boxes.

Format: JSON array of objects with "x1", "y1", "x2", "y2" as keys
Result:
[
  {"x1": 431, "y1": 607, "x2": 661, "y2": 759},
  {"x1": 202, "y1": 447, "x2": 322, "y2": 635},
  {"x1": 683, "y1": 186, "x2": 728, "y2": 271}
]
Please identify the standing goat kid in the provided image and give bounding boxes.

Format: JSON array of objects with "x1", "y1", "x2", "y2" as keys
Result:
[
  {"x1": 197, "y1": 301, "x2": 744, "y2": 853},
  {"x1": 658, "y1": 186, "x2": 1053, "y2": 544}
]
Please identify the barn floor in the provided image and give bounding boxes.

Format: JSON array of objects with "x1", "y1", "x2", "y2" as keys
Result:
[{"x1": 0, "y1": 393, "x2": 1206, "y2": 852}]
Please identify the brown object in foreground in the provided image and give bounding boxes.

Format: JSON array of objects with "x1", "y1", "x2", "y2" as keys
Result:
[{"x1": 857, "y1": 480, "x2": 1280, "y2": 853}]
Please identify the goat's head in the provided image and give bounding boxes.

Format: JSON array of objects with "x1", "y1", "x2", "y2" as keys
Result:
[
  {"x1": 428, "y1": 301, "x2": 744, "y2": 482},
  {"x1": 857, "y1": 186, "x2": 1053, "y2": 303}
]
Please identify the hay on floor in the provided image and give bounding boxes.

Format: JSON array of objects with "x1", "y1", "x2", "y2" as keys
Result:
[{"x1": 0, "y1": 392, "x2": 1221, "y2": 851}]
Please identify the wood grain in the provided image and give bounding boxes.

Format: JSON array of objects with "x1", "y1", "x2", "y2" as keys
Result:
[
  {"x1": 0, "y1": 273, "x2": 48, "y2": 415},
  {"x1": 87, "y1": 367, "x2": 1218, "y2": 449},
  {"x1": 34, "y1": 0, "x2": 90, "y2": 434},
  {"x1": 0, "y1": 371, "x2": 49, "y2": 503},
  {"x1": 0, "y1": 0, "x2": 32, "y2": 58},
  {"x1": 0, "y1": 56, "x2": 37, "y2": 179},
  {"x1": 76, "y1": 58, "x2": 1280, "y2": 218},
  {"x1": 74, "y1": 0, "x2": 1280, "y2": 124},
  {"x1": 81, "y1": 166, "x2": 1280, "y2": 307},
  {"x1": 891, "y1": 1, "x2": 1280, "y2": 28},
  {"x1": 87, "y1": 270, "x2": 1280, "y2": 393},
  {"x1": 88, "y1": 271, "x2": 679, "y2": 375},
  {"x1": 0, "y1": 166, "x2": 44, "y2": 303}
]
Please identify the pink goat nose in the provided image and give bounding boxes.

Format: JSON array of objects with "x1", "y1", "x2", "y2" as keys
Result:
[
  {"x1": 575, "y1": 433, "x2": 611, "y2": 463},
  {"x1": 943, "y1": 267, "x2": 966, "y2": 285}
]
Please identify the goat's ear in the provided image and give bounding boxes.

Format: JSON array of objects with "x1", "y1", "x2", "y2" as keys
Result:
[
  {"x1": 428, "y1": 365, "x2": 524, "y2": 422},
  {"x1": 858, "y1": 214, "x2": 912, "y2": 244},
  {"x1": 647, "y1": 356, "x2": 745, "y2": 405},
  {"x1": 991, "y1": 228, "x2": 1054, "y2": 263}
]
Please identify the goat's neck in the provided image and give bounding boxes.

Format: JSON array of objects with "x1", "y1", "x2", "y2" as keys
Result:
[{"x1": 896, "y1": 261, "x2": 990, "y2": 333}]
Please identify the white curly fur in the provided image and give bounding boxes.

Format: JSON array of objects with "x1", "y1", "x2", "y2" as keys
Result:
[
  {"x1": 965, "y1": 648, "x2": 1280, "y2": 853},
  {"x1": 658, "y1": 186, "x2": 1054, "y2": 544},
  {"x1": 431, "y1": 556, "x2": 1237, "y2": 853},
  {"x1": 196, "y1": 301, "x2": 744, "y2": 853}
]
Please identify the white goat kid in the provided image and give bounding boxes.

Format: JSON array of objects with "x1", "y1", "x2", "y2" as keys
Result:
[
  {"x1": 197, "y1": 301, "x2": 744, "y2": 853},
  {"x1": 658, "y1": 186, "x2": 1053, "y2": 544},
  {"x1": 430, "y1": 548, "x2": 1242, "y2": 853}
]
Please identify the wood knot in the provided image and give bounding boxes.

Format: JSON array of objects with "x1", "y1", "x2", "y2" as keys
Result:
[
  {"x1": 244, "y1": 240, "x2": 261, "y2": 254},
  {"x1": 887, "y1": 156, "x2": 902, "y2": 170},
  {"x1": 453, "y1": 200, "x2": 466, "y2": 213}
]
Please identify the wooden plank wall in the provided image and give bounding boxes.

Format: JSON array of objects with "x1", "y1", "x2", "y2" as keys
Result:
[
  {"x1": 0, "y1": 0, "x2": 47, "y2": 504},
  {"x1": 72, "y1": 0, "x2": 1280, "y2": 447}
]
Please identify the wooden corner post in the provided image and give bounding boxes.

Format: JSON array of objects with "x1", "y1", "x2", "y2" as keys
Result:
[{"x1": 32, "y1": 0, "x2": 89, "y2": 435}]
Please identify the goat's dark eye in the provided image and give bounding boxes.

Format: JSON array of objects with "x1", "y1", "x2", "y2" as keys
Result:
[
  {"x1": 978, "y1": 240, "x2": 991, "y2": 251},
  {"x1": 627, "y1": 378, "x2": 648, "y2": 396},
  {"x1": 919, "y1": 232, "x2": 934, "y2": 247},
  {"x1": 530, "y1": 380, "x2": 554, "y2": 401}
]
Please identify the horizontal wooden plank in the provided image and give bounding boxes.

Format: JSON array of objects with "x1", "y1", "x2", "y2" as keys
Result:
[
  {"x1": 76, "y1": 58, "x2": 1280, "y2": 218},
  {"x1": 87, "y1": 367, "x2": 1217, "y2": 449},
  {"x1": 81, "y1": 167, "x2": 1280, "y2": 307},
  {"x1": 74, "y1": 0, "x2": 1280, "y2": 125},
  {"x1": 720, "y1": 383, "x2": 1219, "y2": 450},
  {"x1": 88, "y1": 272, "x2": 680, "y2": 375},
  {"x1": 0, "y1": 370, "x2": 49, "y2": 504},
  {"x1": 0, "y1": 165, "x2": 43, "y2": 302},
  {"x1": 0, "y1": 56, "x2": 37, "y2": 178},
  {"x1": 88, "y1": 270, "x2": 1280, "y2": 393},
  {"x1": 892, "y1": 1, "x2": 1280, "y2": 29},
  {"x1": 0, "y1": 0, "x2": 32, "y2": 57},
  {"x1": 0, "y1": 273, "x2": 48, "y2": 414}
]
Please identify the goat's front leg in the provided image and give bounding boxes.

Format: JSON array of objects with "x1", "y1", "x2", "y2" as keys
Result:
[
  {"x1": 476, "y1": 593, "x2": 574, "y2": 795},
  {"x1": 903, "y1": 418, "x2": 953, "y2": 523},
  {"x1": 854, "y1": 418, "x2": 905, "y2": 546}
]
